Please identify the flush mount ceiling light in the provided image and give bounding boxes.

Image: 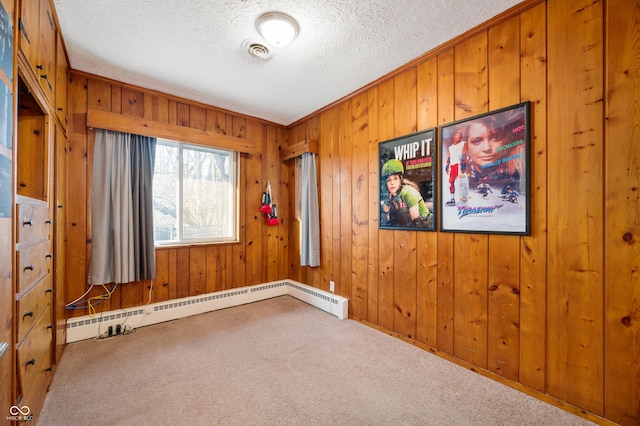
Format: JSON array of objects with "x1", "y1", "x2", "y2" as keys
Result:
[{"x1": 256, "y1": 12, "x2": 300, "y2": 47}]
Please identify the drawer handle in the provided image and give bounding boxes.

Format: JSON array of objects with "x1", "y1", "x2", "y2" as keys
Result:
[
  {"x1": 25, "y1": 358, "x2": 35, "y2": 367},
  {"x1": 23, "y1": 220, "x2": 33, "y2": 226},
  {"x1": 45, "y1": 219, "x2": 52, "y2": 224},
  {"x1": 23, "y1": 265, "x2": 34, "y2": 272},
  {"x1": 23, "y1": 311, "x2": 34, "y2": 319},
  {"x1": 47, "y1": 324, "x2": 53, "y2": 330},
  {"x1": 46, "y1": 253, "x2": 53, "y2": 259},
  {"x1": 57, "y1": 204, "x2": 63, "y2": 209},
  {"x1": 46, "y1": 367, "x2": 52, "y2": 372},
  {"x1": 45, "y1": 288, "x2": 53, "y2": 294}
]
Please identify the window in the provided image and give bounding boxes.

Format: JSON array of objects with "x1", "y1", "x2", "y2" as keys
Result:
[{"x1": 153, "y1": 138, "x2": 238, "y2": 245}]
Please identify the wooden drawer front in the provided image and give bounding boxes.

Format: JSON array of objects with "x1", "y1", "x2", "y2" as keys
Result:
[
  {"x1": 16, "y1": 307, "x2": 52, "y2": 405},
  {"x1": 16, "y1": 203, "x2": 51, "y2": 244},
  {"x1": 16, "y1": 242, "x2": 52, "y2": 294},
  {"x1": 16, "y1": 275, "x2": 52, "y2": 344}
]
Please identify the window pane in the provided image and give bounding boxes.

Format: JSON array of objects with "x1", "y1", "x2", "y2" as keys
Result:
[
  {"x1": 182, "y1": 145, "x2": 233, "y2": 239},
  {"x1": 153, "y1": 141, "x2": 178, "y2": 242}
]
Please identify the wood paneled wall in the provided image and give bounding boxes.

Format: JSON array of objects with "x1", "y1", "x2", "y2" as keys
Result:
[
  {"x1": 286, "y1": 1, "x2": 639, "y2": 425},
  {"x1": 66, "y1": 74, "x2": 290, "y2": 317}
]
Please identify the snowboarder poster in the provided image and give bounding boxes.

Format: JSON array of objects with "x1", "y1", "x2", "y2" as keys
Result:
[
  {"x1": 439, "y1": 101, "x2": 531, "y2": 235},
  {"x1": 379, "y1": 128, "x2": 436, "y2": 231}
]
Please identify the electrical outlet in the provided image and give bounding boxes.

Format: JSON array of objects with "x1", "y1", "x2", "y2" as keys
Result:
[{"x1": 329, "y1": 281, "x2": 335, "y2": 293}]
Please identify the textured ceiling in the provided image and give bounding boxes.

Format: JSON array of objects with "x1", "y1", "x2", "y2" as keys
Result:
[{"x1": 53, "y1": 0, "x2": 524, "y2": 126}]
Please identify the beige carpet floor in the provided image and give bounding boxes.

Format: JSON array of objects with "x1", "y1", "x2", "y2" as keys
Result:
[{"x1": 38, "y1": 296, "x2": 594, "y2": 425}]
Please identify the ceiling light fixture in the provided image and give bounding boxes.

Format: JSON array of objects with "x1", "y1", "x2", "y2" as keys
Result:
[{"x1": 256, "y1": 12, "x2": 299, "y2": 47}]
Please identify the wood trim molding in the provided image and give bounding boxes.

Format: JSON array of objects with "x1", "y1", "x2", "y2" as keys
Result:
[
  {"x1": 86, "y1": 108, "x2": 256, "y2": 154},
  {"x1": 281, "y1": 139, "x2": 319, "y2": 161}
]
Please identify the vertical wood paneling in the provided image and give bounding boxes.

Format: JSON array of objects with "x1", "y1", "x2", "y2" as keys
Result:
[
  {"x1": 330, "y1": 106, "x2": 342, "y2": 295},
  {"x1": 487, "y1": 16, "x2": 521, "y2": 382},
  {"x1": 168, "y1": 100, "x2": 177, "y2": 126},
  {"x1": 153, "y1": 249, "x2": 169, "y2": 303},
  {"x1": 108, "y1": 285, "x2": 121, "y2": 311},
  {"x1": 436, "y1": 49, "x2": 455, "y2": 355},
  {"x1": 318, "y1": 108, "x2": 338, "y2": 288},
  {"x1": 377, "y1": 79, "x2": 395, "y2": 331},
  {"x1": 547, "y1": 0, "x2": 604, "y2": 415},
  {"x1": 167, "y1": 249, "x2": 177, "y2": 300},
  {"x1": 232, "y1": 117, "x2": 246, "y2": 288},
  {"x1": 339, "y1": 101, "x2": 352, "y2": 300},
  {"x1": 266, "y1": 125, "x2": 282, "y2": 282},
  {"x1": 519, "y1": 2, "x2": 548, "y2": 393},
  {"x1": 245, "y1": 120, "x2": 264, "y2": 286},
  {"x1": 143, "y1": 94, "x2": 169, "y2": 123},
  {"x1": 287, "y1": 125, "x2": 304, "y2": 283},
  {"x1": 111, "y1": 86, "x2": 122, "y2": 114},
  {"x1": 393, "y1": 69, "x2": 418, "y2": 339},
  {"x1": 277, "y1": 127, "x2": 290, "y2": 281},
  {"x1": 176, "y1": 102, "x2": 190, "y2": 127},
  {"x1": 176, "y1": 248, "x2": 190, "y2": 298},
  {"x1": 87, "y1": 80, "x2": 110, "y2": 111},
  {"x1": 189, "y1": 247, "x2": 206, "y2": 295},
  {"x1": 367, "y1": 88, "x2": 380, "y2": 324},
  {"x1": 67, "y1": 76, "x2": 89, "y2": 317},
  {"x1": 206, "y1": 110, "x2": 228, "y2": 136},
  {"x1": 605, "y1": 1, "x2": 640, "y2": 424},
  {"x1": 453, "y1": 33, "x2": 489, "y2": 368},
  {"x1": 121, "y1": 279, "x2": 143, "y2": 308},
  {"x1": 319, "y1": 107, "x2": 337, "y2": 294},
  {"x1": 189, "y1": 106, "x2": 206, "y2": 131},
  {"x1": 416, "y1": 58, "x2": 439, "y2": 347},
  {"x1": 350, "y1": 92, "x2": 369, "y2": 319},
  {"x1": 205, "y1": 246, "x2": 224, "y2": 293},
  {"x1": 124, "y1": 89, "x2": 145, "y2": 118}
]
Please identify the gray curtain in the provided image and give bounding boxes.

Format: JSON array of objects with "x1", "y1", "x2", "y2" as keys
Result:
[
  {"x1": 299, "y1": 153, "x2": 320, "y2": 267},
  {"x1": 88, "y1": 129, "x2": 156, "y2": 285}
]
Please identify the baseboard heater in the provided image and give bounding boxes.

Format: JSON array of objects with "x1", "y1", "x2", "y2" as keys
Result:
[{"x1": 65, "y1": 280, "x2": 348, "y2": 343}]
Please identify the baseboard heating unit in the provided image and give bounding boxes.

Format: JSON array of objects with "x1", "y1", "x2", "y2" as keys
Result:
[{"x1": 65, "y1": 280, "x2": 348, "y2": 343}]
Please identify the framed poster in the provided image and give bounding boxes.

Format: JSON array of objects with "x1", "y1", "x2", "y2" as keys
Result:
[
  {"x1": 439, "y1": 101, "x2": 530, "y2": 235},
  {"x1": 379, "y1": 128, "x2": 436, "y2": 231}
]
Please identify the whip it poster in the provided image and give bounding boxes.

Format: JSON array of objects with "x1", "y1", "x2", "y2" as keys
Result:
[{"x1": 379, "y1": 128, "x2": 436, "y2": 231}]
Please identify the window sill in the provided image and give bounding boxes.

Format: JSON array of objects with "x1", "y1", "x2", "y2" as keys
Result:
[{"x1": 155, "y1": 240, "x2": 241, "y2": 249}]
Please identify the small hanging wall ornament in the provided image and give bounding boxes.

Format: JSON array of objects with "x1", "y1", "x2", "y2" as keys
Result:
[
  {"x1": 259, "y1": 187, "x2": 272, "y2": 214},
  {"x1": 267, "y1": 203, "x2": 279, "y2": 226},
  {"x1": 260, "y1": 181, "x2": 279, "y2": 226}
]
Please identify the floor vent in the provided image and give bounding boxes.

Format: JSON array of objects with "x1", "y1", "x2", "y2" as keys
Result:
[{"x1": 66, "y1": 280, "x2": 347, "y2": 343}]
